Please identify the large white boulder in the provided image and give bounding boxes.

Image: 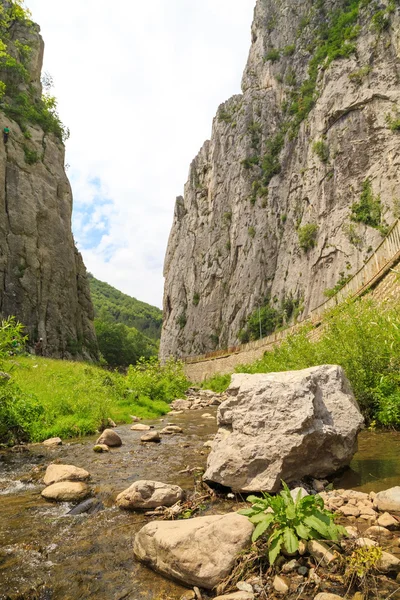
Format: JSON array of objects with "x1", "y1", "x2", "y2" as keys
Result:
[
  {"x1": 373, "y1": 487, "x2": 400, "y2": 512},
  {"x1": 43, "y1": 464, "x2": 90, "y2": 486},
  {"x1": 203, "y1": 366, "x2": 364, "y2": 492},
  {"x1": 133, "y1": 513, "x2": 254, "y2": 589}
]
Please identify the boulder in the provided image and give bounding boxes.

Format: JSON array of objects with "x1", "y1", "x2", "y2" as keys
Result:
[
  {"x1": 133, "y1": 513, "x2": 254, "y2": 589},
  {"x1": 377, "y1": 551, "x2": 400, "y2": 573},
  {"x1": 116, "y1": 480, "x2": 184, "y2": 509},
  {"x1": 42, "y1": 437, "x2": 62, "y2": 447},
  {"x1": 43, "y1": 464, "x2": 90, "y2": 485},
  {"x1": 41, "y1": 481, "x2": 90, "y2": 502},
  {"x1": 131, "y1": 424, "x2": 151, "y2": 431},
  {"x1": 96, "y1": 429, "x2": 122, "y2": 447},
  {"x1": 203, "y1": 366, "x2": 363, "y2": 492},
  {"x1": 373, "y1": 487, "x2": 400, "y2": 512},
  {"x1": 141, "y1": 431, "x2": 160, "y2": 443}
]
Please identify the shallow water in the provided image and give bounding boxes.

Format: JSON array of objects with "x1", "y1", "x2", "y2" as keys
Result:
[{"x1": 0, "y1": 414, "x2": 399, "y2": 600}]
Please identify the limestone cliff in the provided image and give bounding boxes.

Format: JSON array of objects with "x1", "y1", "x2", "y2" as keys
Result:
[
  {"x1": 161, "y1": 0, "x2": 400, "y2": 359},
  {"x1": 0, "y1": 2, "x2": 97, "y2": 359}
]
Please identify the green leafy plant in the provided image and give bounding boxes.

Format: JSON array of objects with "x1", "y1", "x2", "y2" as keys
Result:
[
  {"x1": 248, "y1": 226, "x2": 256, "y2": 238},
  {"x1": 264, "y1": 48, "x2": 280, "y2": 62},
  {"x1": 345, "y1": 545, "x2": 383, "y2": 594},
  {"x1": 193, "y1": 292, "x2": 200, "y2": 306},
  {"x1": 298, "y1": 223, "x2": 318, "y2": 251},
  {"x1": 239, "y1": 482, "x2": 346, "y2": 565},
  {"x1": 351, "y1": 179, "x2": 382, "y2": 229},
  {"x1": 23, "y1": 144, "x2": 39, "y2": 164},
  {"x1": 312, "y1": 140, "x2": 329, "y2": 162}
]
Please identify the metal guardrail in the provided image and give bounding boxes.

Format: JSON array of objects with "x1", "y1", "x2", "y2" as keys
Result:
[{"x1": 184, "y1": 219, "x2": 400, "y2": 365}]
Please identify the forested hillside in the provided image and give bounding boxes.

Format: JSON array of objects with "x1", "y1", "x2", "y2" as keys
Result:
[
  {"x1": 88, "y1": 275, "x2": 162, "y2": 367},
  {"x1": 89, "y1": 275, "x2": 162, "y2": 340}
]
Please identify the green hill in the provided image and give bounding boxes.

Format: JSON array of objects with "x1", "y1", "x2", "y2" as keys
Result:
[{"x1": 88, "y1": 274, "x2": 163, "y2": 340}]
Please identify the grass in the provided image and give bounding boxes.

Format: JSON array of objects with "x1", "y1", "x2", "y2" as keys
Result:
[
  {"x1": 1, "y1": 353, "x2": 189, "y2": 444},
  {"x1": 201, "y1": 297, "x2": 400, "y2": 428}
]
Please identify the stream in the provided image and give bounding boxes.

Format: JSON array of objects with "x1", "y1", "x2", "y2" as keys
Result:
[{"x1": 0, "y1": 410, "x2": 400, "y2": 600}]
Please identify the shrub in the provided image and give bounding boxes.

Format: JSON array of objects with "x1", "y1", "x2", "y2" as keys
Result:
[
  {"x1": 371, "y1": 10, "x2": 390, "y2": 33},
  {"x1": 248, "y1": 226, "x2": 256, "y2": 238},
  {"x1": 201, "y1": 373, "x2": 231, "y2": 393},
  {"x1": 283, "y1": 44, "x2": 295, "y2": 56},
  {"x1": 126, "y1": 357, "x2": 189, "y2": 404},
  {"x1": 176, "y1": 311, "x2": 187, "y2": 329},
  {"x1": 312, "y1": 140, "x2": 329, "y2": 162},
  {"x1": 348, "y1": 65, "x2": 371, "y2": 85},
  {"x1": 350, "y1": 179, "x2": 382, "y2": 229},
  {"x1": 343, "y1": 221, "x2": 363, "y2": 248},
  {"x1": 386, "y1": 112, "x2": 400, "y2": 132},
  {"x1": 298, "y1": 223, "x2": 318, "y2": 251},
  {"x1": 193, "y1": 292, "x2": 200, "y2": 306},
  {"x1": 239, "y1": 481, "x2": 346, "y2": 565},
  {"x1": 23, "y1": 144, "x2": 39, "y2": 164},
  {"x1": 324, "y1": 271, "x2": 352, "y2": 298},
  {"x1": 265, "y1": 49, "x2": 280, "y2": 62}
]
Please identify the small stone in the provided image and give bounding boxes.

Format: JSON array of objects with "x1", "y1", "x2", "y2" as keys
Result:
[
  {"x1": 273, "y1": 575, "x2": 289, "y2": 594},
  {"x1": 377, "y1": 512, "x2": 400, "y2": 530},
  {"x1": 298, "y1": 566, "x2": 308, "y2": 576},
  {"x1": 364, "y1": 525, "x2": 392, "y2": 539},
  {"x1": 160, "y1": 426, "x2": 183, "y2": 434},
  {"x1": 298, "y1": 540, "x2": 307, "y2": 555},
  {"x1": 214, "y1": 593, "x2": 253, "y2": 600},
  {"x1": 42, "y1": 437, "x2": 62, "y2": 447},
  {"x1": 307, "y1": 541, "x2": 337, "y2": 565},
  {"x1": 339, "y1": 504, "x2": 360, "y2": 517},
  {"x1": 290, "y1": 487, "x2": 308, "y2": 502},
  {"x1": 236, "y1": 582, "x2": 253, "y2": 593},
  {"x1": 377, "y1": 551, "x2": 400, "y2": 573},
  {"x1": 201, "y1": 413, "x2": 214, "y2": 418},
  {"x1": 355, "y1": 538, "x2": 378, "y2": 548},
  {"x1": 107, "y1": 418, "x2": 117, "y2": 427},
  {"x1": 308, "y1": 568, "x2": 321, "y2": 585},
  {"x1": 131, "y1": 424, "x2": 151, "y2": 431},
  {"x1": 140, "y1": 431, "x2": 161, "y2": 443},
  {"x1": 352, "y1": 593, "x2": 364, "y2": 600},
  {"x1": 345, "y1": 526, "x2": 360, "y2": 538},
  {"x1": 96, "y1": 429, "x2": 122, "y2": 447},
  {"x1": 193, "y1": 586, "x2": 202, "y2": 600},
  {"x1": 93, "y1": 444, "x2": 109, "y2": 453},
  {"x1": 282, "y1": 559, "x2": 299, "y2": 573},
  {"x1": 169, "y1": 410, "x2": 184, "y2": 415},
  {"x1": 180, "y1": 592, "x2": 196, "y2": 600},
  {"x1": 312, "y1": 479, "x2": 326, "y2": 493},
  {"x1": 203, "y1": 440, "x2": 214, "y2": 449},
  {"x1": 130, "y1": 415, "x2": 141, "y2": 422}
]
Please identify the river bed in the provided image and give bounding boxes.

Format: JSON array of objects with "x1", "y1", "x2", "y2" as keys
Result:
[{"x1": 0, "y1": 411, "x2": 399, "y2": 600}]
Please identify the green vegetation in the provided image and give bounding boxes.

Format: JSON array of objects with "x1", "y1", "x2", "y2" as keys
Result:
[
  {"x1": 264, "y1": 48, "x2": 280, "y2": 62},
  {"x1": 177, "y1": 311, "x2": 187, "y2": 329},
  {"x1": 371, "y1": 9, "x2": 390, "y2": 33},
  {"x1": 312, "y1": 140, "x2": 329, "y2": 162},
  {"x1": 248, "y1": 226, "x2": 256, "y2": 238},
  {"x1": 238, "y1": 298, "x2": 400, "y2": 427},
  {"x1": 238, "y1": 295, "x2": 303, "y2": 344},
  {"x1": 23, "y1": 144, "x2": 39, "y2": 164},
  {"x1": 348, "y1": 65, "x2": 371, "y2": 85},
  {"x1": 193, "y1": 292, "x2": 200, "y2": 306},
  {"x1": 0, "y1": 1, "x2": 68, "y2": 141},
  {"x1": 298, "y1": 223, "x2": 318, "y2": 251},
  {"x1": 386, "y1": 112, "x2": 400, "y2": 132},
  {"x1": 345, "y1": 545, "x2": 383, "y2": 594},
  {"x1": 0, "y1": 316, "x2": 189, "y2": 445},
  {"x1": 350, "y1": 178, "x2": 383, "y2": 230},
  {"x1": 324, "y1": 271, "x2": 352, "y2": 298},
  {"x1": 89, "y1": 275, "x2": 162, "y2": 340},
  {"x1": 201, "y1": 373, "x2": 231, "y2": 393},
  {"x1": 282, "y1": 44, "x2": 295, "y2": 57},
  {"x1": 94, "y1": 318, "x2": 156, "y2": 368},
  {"x1": 239, "y1": 481, "x2": 346, "y2": 565}
]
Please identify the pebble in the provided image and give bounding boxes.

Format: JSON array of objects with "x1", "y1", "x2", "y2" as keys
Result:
[
  {"x1": 377, "y1": 512, "x2": 399, "y2": 530},
  {"x1": 298, "y1": 566, "x2": 308, "y2": 576},
  {"x1": 236, "y1": 582, "x2": 253, "y2": 593},
  {"x1": 93, "y1": 444, "x2": 109, "y2": 453},
  {"x1": 282, "y1": 559, "x2": 299, "y2": 573},
  {"x1": 273, "y1": 575, "x2": 289, "y2": 594},
  {"x1": 131, "y1": 424, "x2": 151, "y2": 431},
  {"x1": 140, "y1": 431, "x2": 160, "y2": 443}
]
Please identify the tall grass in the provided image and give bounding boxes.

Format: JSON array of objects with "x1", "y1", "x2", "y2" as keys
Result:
[
  {"x1": 0, "y1": 318, "x2": 190, "y2": 444},
  {"x1": 204, "y1": 298, "x2": 400, "y2": 428}
]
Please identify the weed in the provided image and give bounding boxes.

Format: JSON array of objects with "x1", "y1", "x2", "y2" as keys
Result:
[
  {"x1": 298, "y1": 223, "x2": 318, "y2": 251},
  {"x1": 23, "y1": 144, "x2": 39, "y2": 164},
  {"x1": 265, "y1": 48, "x2": 280, "y2": 62},
  {"x1": 312, "y1": 140, "x2": 329, "y2": 162},
  {"x1": 193, "y1": 292, "x2": 200, "y2": 306},
  {"x1": 351, "y1": 179, "x2": 382, "y2": 229}
]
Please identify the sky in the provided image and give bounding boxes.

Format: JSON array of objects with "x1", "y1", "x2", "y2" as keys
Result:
[{"x1": 27, "y1": 0, "x2": 255, "y2": 308}]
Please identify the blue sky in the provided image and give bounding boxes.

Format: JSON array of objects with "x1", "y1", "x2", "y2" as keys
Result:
[{"x1": 27, "y1": 0, "x2": 255, "y2": 307}]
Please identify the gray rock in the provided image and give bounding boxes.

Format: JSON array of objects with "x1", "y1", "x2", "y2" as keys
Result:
[
  {"x1": 204, "y1": 366, "x2": 363, "y2": 492},
  {"x1": 116, "y1": 480, "x2": 184, "y2": 509},
  {"x1": 131, "y1": 424, "x2": 151, "y2": 431},
  {"x1": 96, "y1": 429, "x2": 122, "y2": 447},
  {"x1": 133, "y1": 513, "x2": 254, "y2": 589},
  {"x1": 160, "y1": 426, "x2": 183, "y2": 434},
  {"x1": 141, "y1": 431, "x2": 161, "y2": 443},
  {"x1": 42, "y1": 437, "x2": 62, "y2": 447},
  {"x1": 236, "y1": 582, "x2": 253, "y2": 593},
  {"x1": 373, "y1": 487, "x2": 400, "y2": 512},
  {"x1": 160, "y1": 0, "x2": 400, "y2": 360}
]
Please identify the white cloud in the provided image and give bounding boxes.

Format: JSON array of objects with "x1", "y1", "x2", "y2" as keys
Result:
[{"x1": 26, "y1": 0, "x2": 255, "y2": 307}]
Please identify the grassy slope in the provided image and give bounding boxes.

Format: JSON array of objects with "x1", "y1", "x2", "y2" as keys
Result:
[
  {"x1": 89, "y1": 275, "x2": 163, "y2": 340},
  {"x1": 8, "y1": 355, "x2": 170, "y2": 441}
]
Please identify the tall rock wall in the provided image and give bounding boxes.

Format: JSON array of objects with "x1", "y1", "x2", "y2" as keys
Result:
[
  {"x1": 161, "y1": 0, "x2": 400, "y2": 359},
  {"x1": 0, "y1": 3, "x2": 97, "y2": 359}
]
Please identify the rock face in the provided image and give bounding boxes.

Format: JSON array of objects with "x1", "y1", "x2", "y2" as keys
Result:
[
  {"x1": 203, "y1": 365, "x2": 364, "y2": 492},
  {"x1": 160, "y1": 0, "x2": 400, "y2": 358},
  {"x1": 43, "y1": 464, "x2": 90, "y2": 485},
  {"x1": 116, "y1": 480, "x2": 184, "y2": 509},
  {"x1": 0, "y1": 3, "x2": 97, "y2": 359},
  {"x1": 133, "y1": 513, "x2": 254, "y2": 589}
]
